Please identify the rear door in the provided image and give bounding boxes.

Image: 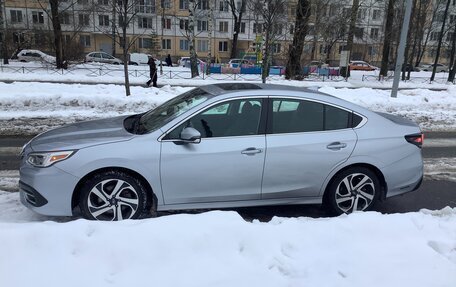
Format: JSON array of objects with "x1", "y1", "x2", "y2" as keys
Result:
[{"x1": 262, "y1": 98, "x2": 357, "y2": 198}]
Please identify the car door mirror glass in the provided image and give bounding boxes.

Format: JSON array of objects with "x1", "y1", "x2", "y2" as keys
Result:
[{"x1": 179, "y1": 127, "x2": 201, "y2": 144}]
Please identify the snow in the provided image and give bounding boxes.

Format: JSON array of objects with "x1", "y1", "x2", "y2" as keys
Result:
[
  {"x1": 1, "y1": 80, "x2": 456, "y2": 135},
  {"x1": 0, "y1": 207, "x2": 455, "y2": 287},
  {"x1": 1, "y1": 63, "x2": 456, "y2": 286}
]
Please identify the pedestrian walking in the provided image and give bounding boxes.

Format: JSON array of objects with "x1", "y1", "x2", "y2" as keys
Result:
[
  {"x1": 146, "y1": 57, "x2": 157, "y2": 87},
  {"x1": 165, "y1": 54, "x2": 173, "y2": 67}
]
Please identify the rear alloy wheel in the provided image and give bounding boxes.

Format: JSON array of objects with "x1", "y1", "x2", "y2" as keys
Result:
[
  {"x1": 326, "y1": 168, "x2": 380, "y2": 215},
  {"x1": 79, "y1": 171, "x2": 150, "y2": 221}
]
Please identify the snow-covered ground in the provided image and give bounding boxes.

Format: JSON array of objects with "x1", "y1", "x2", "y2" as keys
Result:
[
  {"x1": 1, "y1": 66, "x2": 456, "y2": 287},
  {"x1": 0, "y1": 205, "x2": 455, "y2": 287},
  {"x1": 1, "y1": 81, "x2": 456, "y2": 135}
]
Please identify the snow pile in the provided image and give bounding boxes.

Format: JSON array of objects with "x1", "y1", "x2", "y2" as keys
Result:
[
  {"x1": 0, "y1": 210, "x2": 455, "y2": 287},
  {"x1": 1, "y1": 82, "x2": 456, "y2": 134}
]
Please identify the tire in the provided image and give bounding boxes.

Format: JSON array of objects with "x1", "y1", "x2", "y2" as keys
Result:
[
  {"x1": 325, "y1": 167, "x2": 380, "y2": 215},
  {"x1": 79, "y1": 170, "x2": 151, "y2": 221}
]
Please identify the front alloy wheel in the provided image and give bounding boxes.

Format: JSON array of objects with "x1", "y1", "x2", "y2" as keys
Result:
[
  {"x1": 326, "y1": 167, "x2": 380, "y2": 215},
  {"x1": 79, "y1": 171, "x2": 150, "y2": 220}
]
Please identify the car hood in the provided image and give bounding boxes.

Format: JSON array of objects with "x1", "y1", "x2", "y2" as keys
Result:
[{"x1": 30, "y1": 116, "x2": 134, "y2": 151}]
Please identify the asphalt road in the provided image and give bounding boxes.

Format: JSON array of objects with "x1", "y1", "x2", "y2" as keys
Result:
[{"x1": 0, "y1": 132, "x2": 455, "y2": 220}]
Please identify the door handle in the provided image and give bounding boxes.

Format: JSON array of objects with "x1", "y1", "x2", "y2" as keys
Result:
[
  {"x1": 241, "y1": 147, "x2": 263, "y2": 155},
  {"x1": 326, "y1": 142, "x2": 347, "y2": 150}
]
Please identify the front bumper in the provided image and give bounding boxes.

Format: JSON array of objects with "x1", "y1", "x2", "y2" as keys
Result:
[{"x1": 19, "y1": 164, "x2": 80, "y2": 216}]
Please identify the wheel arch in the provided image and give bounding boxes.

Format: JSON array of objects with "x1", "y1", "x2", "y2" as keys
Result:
[
  {"x1": 71, "y1": 166, "x2": 157, "y2": 211},
  {"x1": 323, "y1": 163, "x2": 388, "y2": 203}
]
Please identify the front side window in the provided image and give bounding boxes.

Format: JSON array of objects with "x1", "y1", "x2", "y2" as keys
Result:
[
  {"x1": 271, "y1": 99, "x2": 352, "y2": 134},
  {"x1": 167, "y1": 99, "x2": 263, "y2": 139},
  {"x1": 140, "y1": 88, "x2": 212, "y2": 133}
]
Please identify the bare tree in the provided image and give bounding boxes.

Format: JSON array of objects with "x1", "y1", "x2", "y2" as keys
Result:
[
  {"x1": 431, "y1": 0, "x2": 451, "y2": 81},
  {"x1": 206, "y1": 0, "x2": 214, "y2": 75},
  {"x1": 0, "y1": 0, "x2": 8, "y2": 64},
  {"x1": 250, "y1": 0, "x2": 287, "y2": 83},
  {"x1": 188, "y1": 0, "x2": 199, "y2": 77},
  {"x1": 341, "y1": 0, "x2": 360, "y2": 77},
  {"x1": 284, "y1": 0, "x2": 310, "y2": 79},
  {"x1": 228, "y1": 0, "x2": 247, "y2": 59},
  {"x1": 379, "y1": 0, "x2": 395, "y2": 79}
]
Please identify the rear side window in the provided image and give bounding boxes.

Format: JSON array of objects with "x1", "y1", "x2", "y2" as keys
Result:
[{"x1": 271, "y1": 99, "x2": 352, "y2": 134}]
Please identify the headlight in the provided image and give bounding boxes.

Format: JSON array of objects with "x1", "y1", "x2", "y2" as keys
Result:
[{"x1": 27, "y1": 151, "x2": 76, "y2": 167}]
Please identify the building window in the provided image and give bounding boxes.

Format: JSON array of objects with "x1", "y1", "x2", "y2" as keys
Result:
[
  {"x1": 373, "y1": 9, "x2": 381, "y2": 20},
  {"x1": 219, "y1": 21, "x2": 228, "y2": 33},
  {"x1": 274, "y1": 23, "x2": 283, "y2": 34},
  {"x1": 197, "y1": 39, "x2": 208, "y2": 52},
  {"x1": 179, "y1": 19, "x2": 189, "y2": 30},
  {"x1": 218, "y1": 41, "x2": 228, "y2": 52},
  {"x1": 12, "y1": 32, "x2": 25, "y2": 44},
  {"x1": 253, "y1": 23, "x2": 263, "y2": 34},
  {"x1": 10, "y1": 10, "x2": 23, "y2": 24},
  {"x1": 219, "y1": 0, "x2": 229, "y2": 12},
  {"x1": 179, "y1": 0, "x2": 189, "y2": 10},
  {"x1": 357, "y1": 8, "x2": 367, "y2": 20},
  {"x1": 139, "y1": 37, "x2": 152, "y2": 48},
  {"x1": 197, "y1": 20, "x2": 208, "y2": 31},
  {"x1": 137, "y1": 0, "x2": 156, "y2": 13},
  {"x1": 99, "y1": 15, "x2": 110, "y2": 26},
  {"x1": 78, "y1": 14, "x2": 90, "y2": 26},
  {"x1": 180, "y1": 39, "x2": 189, "y2": 50},
  {"x1": 240, "y1": 22, "x2": 246, "y2": 33},
  {"x1": 289, "y1": 24, "x2": 294, "y2": 34},
  {"x1": 162, "y1": 38, "x2": 172, "y2": 49},
  {"x1": 32, "y1": 11, "x2": 44, "y2": 24},
  {"x1": 354, "y1": 27, "x2": 363, "y2": 39},
  {"x1": 370, "y1": 28, "x2": 379, "y2": 40},
  {"x1": 78, "y1": 0, "x2": 89, "y2": 4},
  {"x1": 60, "y1": 12, "x2": 71, "y2": 25},
  {"x1": 162, "y1": 18, "x2": 171, "y2": 29},
  {"x1": 197, "y1": 0, "x2": 209, "y2": 10},
  {"x1": 138, "y1": 17, "x2": 153, "y2": 29},
  {"x1": 97, "y1": 0, "x2": 109, "y2": 5},
  {"x1": 161, "y1": 0, "x2": 172, "y2": 9},
  {"x1": 79, "y1": 35, "x2": 91, "y2": 47},
  {"x1": 272, "y1": 43, "x2": 281, "y2": 53}
]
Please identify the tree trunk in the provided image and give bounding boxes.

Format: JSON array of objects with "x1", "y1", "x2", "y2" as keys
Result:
[
  {"x1": 49, "y1": 0, "x2": 65, "y2": 69},
  {"x1": 229, "y1": 0, "x2": 245, "y2": 59},
  {"x1": 189, "y1": 1, "x2": 199, "y2": 78},
  {"x1": 343, "y1": 0, "x2": 359, "y2": 78},
  {"x1": 121, "y1": 4, "x2": 130, "y2": 96},
  {"x1": 206, "y1": 1, "x2": 213, "y2": 75},
  {"x1": 1, "y1": 0, "x2": 8, "y2": 64},
  {"x1": 262, "y1": 29, "x2": 271, "y2": 83},
  {"x1": 379, "y1": 0, "x2": 395, "y2": 79},
  {"x1": 112, "y1": 1, "x2": 116, "y2": 57},
  {"x1": 285, "y1": 0, "x2": 310, "y2": 79},
  {"x1": 447, "y1": 25, "x2": 456, "y2": 82},
  {"x1": 431, "y1": 0, "x2": 451, "y2": 81}
]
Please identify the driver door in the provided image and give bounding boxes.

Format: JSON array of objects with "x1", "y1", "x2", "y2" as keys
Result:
[{"x1": 160, "y1": 98, "x2": 266, "y2": 204}]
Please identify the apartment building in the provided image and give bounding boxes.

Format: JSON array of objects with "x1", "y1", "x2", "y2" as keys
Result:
[{"x1": 0, "y1": 0, "x2": 453, "y2": 65}]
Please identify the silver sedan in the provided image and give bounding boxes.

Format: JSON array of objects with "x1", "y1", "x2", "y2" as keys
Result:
[{"x1": 19, "y1": 84, "x2": 423, "y2": 220}]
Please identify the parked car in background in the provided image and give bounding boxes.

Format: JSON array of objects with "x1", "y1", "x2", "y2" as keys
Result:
[
  {"x1": 349, "y1": 61, "x2": 377, "y2": 71},
  {"x1": 128, "y1": 53, "x2": 149, "y2": 65},
  {"x1": 178, "y1": 57, "x2": 205, "y2": 67},
  {"x1": 419, "y1": 63, "x2": 448, "y2": 72},
  {"x1": 308, "y1": 60, "x2": 329, "y2": 68},
  {"x1": 17, "y1": 49, "x2": 56, "y2": 64},
  {"x1": 388, "y1": 63, "x2": 420, "y2": 72},
  {"x1": 19, "y1": 83, "x2": 423, "y2": 221},
  {"x1": 228, "y1": 58, "x2": 253, "y2": 67},
  {"x1": 85, "y1": 51, "x2": 123, "y2": 65}
]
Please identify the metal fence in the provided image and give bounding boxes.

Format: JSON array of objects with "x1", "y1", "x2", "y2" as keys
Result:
[{"x1": 0, "y1": 63, "x2": 349, "y2": 82}]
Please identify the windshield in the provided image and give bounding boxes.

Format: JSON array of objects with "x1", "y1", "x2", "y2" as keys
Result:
[{"x1": 139, "y1": 88, "x2": 211, "y2": 133}]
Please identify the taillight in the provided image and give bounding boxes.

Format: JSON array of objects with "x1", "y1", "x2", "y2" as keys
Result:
[{"x1": 405, "y1": 133, "x2": 424, "y2": 148}]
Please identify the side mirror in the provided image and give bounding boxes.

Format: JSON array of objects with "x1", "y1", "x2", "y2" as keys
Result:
[{"x1": 179, "y1": 127, "x2": 201, "y2": 144}]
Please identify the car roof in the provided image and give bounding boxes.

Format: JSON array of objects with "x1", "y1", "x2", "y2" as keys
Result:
[{"x1": 199, "y1": 83, "x2": 330, "y2": 98}]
